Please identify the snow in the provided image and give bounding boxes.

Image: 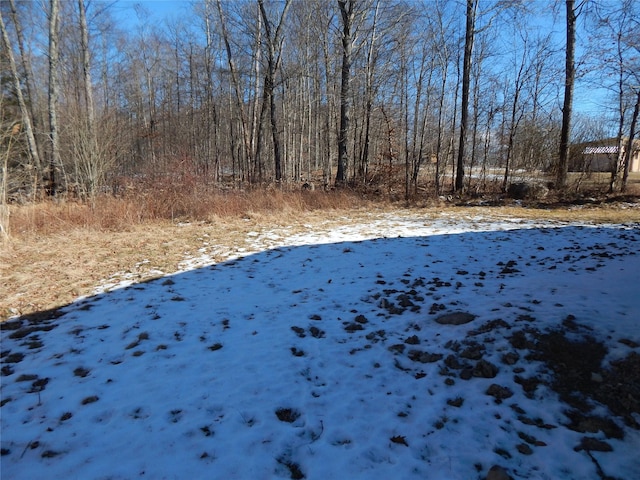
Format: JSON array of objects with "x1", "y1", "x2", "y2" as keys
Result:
[{"x1": 2, "y1": 212, "x2": 640, "y2": 479}]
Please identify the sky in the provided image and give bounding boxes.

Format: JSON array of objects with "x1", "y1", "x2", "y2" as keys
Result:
[
  {"x1": 110, "y1": 0, "x2": 190, "y2": 26},
  {"x1": 106, "y1": 0, "x2": 609, "y2": 118},
  {"x1": 2, "y1": 210, "x2": 640, "y2": 479}
]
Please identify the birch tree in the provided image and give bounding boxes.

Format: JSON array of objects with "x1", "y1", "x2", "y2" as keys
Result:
[
  {"x1": 7, "y1": 0, "x2": 44, "y2": 187},
  {"x1": 0, "y1": 8, "x2": 41, "y2": 183}
]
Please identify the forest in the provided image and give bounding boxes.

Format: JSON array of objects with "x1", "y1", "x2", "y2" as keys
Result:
[{"x1": 1, "y1": 0, "x2": 639, "y2": 212}]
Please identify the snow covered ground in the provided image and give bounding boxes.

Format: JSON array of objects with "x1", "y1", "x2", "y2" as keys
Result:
[{"x1": 2, "y1": 212, "x2": 639, "y2": 479}]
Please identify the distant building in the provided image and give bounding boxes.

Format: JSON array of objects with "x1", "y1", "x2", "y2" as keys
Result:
[{"x1": 569, "y1": 138, "x2": 640, "y2": 173}]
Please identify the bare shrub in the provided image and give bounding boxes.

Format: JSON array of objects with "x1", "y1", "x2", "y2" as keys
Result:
[{"x1": 62, "y1": 109, "x2": 120, "y2": 200}]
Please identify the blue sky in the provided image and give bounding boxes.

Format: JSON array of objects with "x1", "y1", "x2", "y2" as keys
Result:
[
  {"x1": 110, "y1": 0, "x2": 191, "y2": 29},
  {"x1": 108, "y1": 0, "x2": 609, "y2": 118}
]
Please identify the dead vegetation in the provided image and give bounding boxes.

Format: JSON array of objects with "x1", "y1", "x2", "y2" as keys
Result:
[
  {"x1": 1, "y1": 188, "x2": 638, "y2": 321},
  {"x1": 0, "y1": 190, "x2": 380, "y2": 320},
  {"x1": 5, "y1": 188, "x2": 369, "y2": 236}
]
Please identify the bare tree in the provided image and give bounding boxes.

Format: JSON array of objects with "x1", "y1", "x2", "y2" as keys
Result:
[
  {"x1": 312, "y1": 0, "x2": 339, "y2": 188},
  {"x1": 408, "y1": 22, "x2": 435, "y2": 194},
  {"x1": 556, "y1": 0, "x2": 579, "y2": 190},
  {"x1": 258, "y1": 0, "x2": 292, "y2": 182},
  {"x1": 454, "y1": 0, "x2": 477, "y2": 192},
  {"x1": 7, "y1": 0, "x2": 44, "y2": 187},
  {"x1": 48, "y1": 0, "x2": 61, "y2": 196},
  {"x1": 336, "y1": 0, "x2": 356, "y2": 186},
  {"x1": 216, "y1": 0, "x2": 253, "y2": 182},
  {"x1": 0, "y1": 8, "x2": 41, "y2": 184},
  {"x1": 357, "y1": 0, "x2": 381, "y2": 183},
  {"x1": 431, "y1": 2, "x2": 456, "y2": 196},
  {"x1": 501, "y1": 26, "x2": 545, "y2": 191},
  {"x1": 5, "y1": 0, "x2": 628, "y2": 202},
  {"x1": 620, "y1": 11, "x2": 640, "y2": 191},
  {"x1": 251, "y1": 3, "x2": 262, "y2": 181},
  {"x1": 621, "y1": 87, "x2": 639, "y2": 191},
  {"x1": 76, "y1": 0, "x2": 100, "y2": 198},
  {"x1": 591, "y1": 0, "x2": 639, "y2": 192}
]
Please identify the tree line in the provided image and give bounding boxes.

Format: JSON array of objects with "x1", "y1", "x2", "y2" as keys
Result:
[{"x1": 1, "y1": 0, "x2": 639, "y2": 203}]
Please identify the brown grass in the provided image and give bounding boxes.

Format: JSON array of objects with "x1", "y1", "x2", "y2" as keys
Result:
[
  {"x1": 454, "y1": 203, "x2": 640, "y2": 224},
  {"x1": 1, "y1": 188, "x2": 638, "y2": 322},
  {"x1": 0, "y1": 189, "x2": 380, "y2": 320},
  {"x1": 566, "y1": 171, "x2": 640, "y2": 193},
  {"x1": 5, "y1": 188, "x2": 365, "y2": 236}
]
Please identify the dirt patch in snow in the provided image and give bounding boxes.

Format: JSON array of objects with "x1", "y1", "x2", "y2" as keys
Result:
[{"x1": 528, "y1": 321, "x2": 640, "y2": 432}]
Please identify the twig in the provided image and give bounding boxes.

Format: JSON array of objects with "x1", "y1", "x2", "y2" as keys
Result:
[{"x1": 20, "y1": 440, "x2": 35, "y2": 459}]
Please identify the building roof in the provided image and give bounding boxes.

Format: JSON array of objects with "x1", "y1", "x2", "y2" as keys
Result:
[{"x1": 583, "y1": 146, "x2": 618, "y2": 155}]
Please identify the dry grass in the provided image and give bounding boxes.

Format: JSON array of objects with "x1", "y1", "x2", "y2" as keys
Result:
[
  {"x1": 0, "y1": 189, "x2": 379, "y2": 320},
  {"x1": 5, "y1": 189, "x2": 364, "y2": 236},
  {"x1": 454, "y1": 203, "x2": 640, "y2": 224},
  {"x1": 566, "y1": 171, "x2": 640, "y2": 193},
  {"x1": 1, "y1": 188, "x2": 638, "y2": 322}
]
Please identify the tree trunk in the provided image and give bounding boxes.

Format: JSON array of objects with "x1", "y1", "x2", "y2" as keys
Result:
[
  {"x1": 251, "y1": 5, "x2": 262, "y2": 181},
  {"x1": 557, "y1": 0, "x2": 576, "y2": 190},
  {"x1": 502, "y1": 51, "x2": 527, "y2": 192},
  {"x1": 258, "y1": 0, "x2": 292, "y2": 183},
  {"x1": 336, "y1": 0, "x2": 354, "y2": 186},
  {"x1": 609, "y1": 101, "x2": 626, "y2": 194},
  {"x1": 1, "y1": 133, "x2": 9, "y2": 240},
  {"x1": 8, "y1": 0, "x2": 44, "y2": 186},
  {"x1": 455, "y1": 0, "x2": 476, "y2": 192},
  {"x1": 78, "y1": 0, "x2": 99, "y2": 198},
  {"x1": 359, "y1": 0, "x2": 380, "y2": 184},
  {"x1": 0, "y1": 10, "x2": 42, "y2": 178},
  {"x1": 48, "y1": 0, "x2": 61, "y2": 196},
  {"x1": 268, "y1": 76, "x2": 283, "y2": 181},
  {"x1": 216, "y1": 0, "x2": 252, "y2": 181},
  {"x1": 608, "y1": 19, "x2": 628, "y2": 194},
  {"x1": 435, "y1": 62, "x2": 448, "y2": 196},
  {"x1": 621, "y1": 88, "x2": 640, "y2": 192},
  {"x1": 323, "y1": 55, "x2": 333, "y2": 187}
]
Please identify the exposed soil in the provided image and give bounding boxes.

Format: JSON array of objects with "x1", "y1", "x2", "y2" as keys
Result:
[{"x1": 532, "y1": 329, "x2": 640, "y2": 432}]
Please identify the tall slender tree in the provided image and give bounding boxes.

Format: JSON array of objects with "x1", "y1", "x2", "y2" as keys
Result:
[
  {"x1": 0, "y1": 9, "x2": 41, "y2": 178},
  {"x1": 77, "y1": 0, "x2": 99, "y2": 198},
  {"x1": 336, "y1": 0, "x2": 356, "y2": 186},
  {"x1": 455, "y1": 0, "x2": 477, "y2": 192},
  {"x1": 215, "y1": 0, "x2": 252, "y2": 182},
  {"x1": 48, "y1": 0, "x2": 61, "y2": 196},
  {"x1": 621, "y1": 88, "x2": 639, "y2": 191},
  {"x1": 8, "y1": 0, "x2": 44, "y2": 182},
  {"x1": 258, "y1": 0, "x2": 292, "y2": 182},
  {"x1": 556, "y1": 0, "x2": 577, "y2": 189}
]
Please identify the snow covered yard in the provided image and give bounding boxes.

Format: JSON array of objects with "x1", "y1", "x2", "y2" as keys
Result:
[{"x1": 1, "y1": 212, "x2": 639, "y2": 479}]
